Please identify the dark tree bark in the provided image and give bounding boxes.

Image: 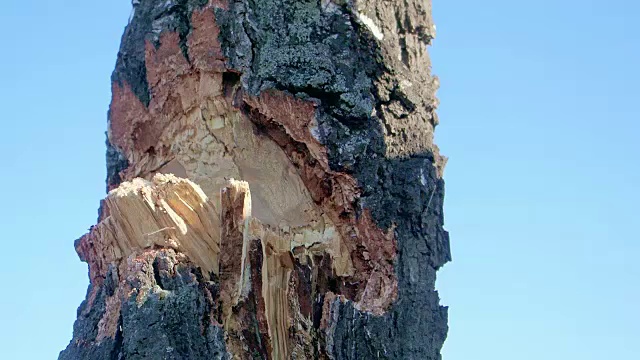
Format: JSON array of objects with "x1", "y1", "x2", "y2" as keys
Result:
[{"x1": 60, "y1": 0, "x2": 450, "y2": 359}]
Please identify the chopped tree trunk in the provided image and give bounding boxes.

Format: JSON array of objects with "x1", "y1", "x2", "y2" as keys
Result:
[{"x1": 60, "y1": 0, "x2": 450, "y2": 359}]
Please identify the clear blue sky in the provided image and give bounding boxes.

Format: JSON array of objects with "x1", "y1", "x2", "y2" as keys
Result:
[{"x1": 0, "y1": 1, "x2": 637, "y2": 359}]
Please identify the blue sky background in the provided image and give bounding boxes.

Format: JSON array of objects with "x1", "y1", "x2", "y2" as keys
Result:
[{"x1": 0, "y1": 1, "x2": 637, "y2": 359}]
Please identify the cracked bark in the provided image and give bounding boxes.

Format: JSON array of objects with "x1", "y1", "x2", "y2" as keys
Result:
[{"x1": 60, "y1": 0, "x2": 450, "y2": 359}]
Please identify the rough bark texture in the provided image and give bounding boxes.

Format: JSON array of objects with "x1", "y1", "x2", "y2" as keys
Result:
[{"x1": 60, "y1": 0, "x2": 450, "y2": 359}]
